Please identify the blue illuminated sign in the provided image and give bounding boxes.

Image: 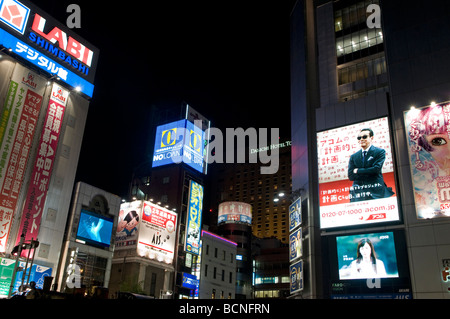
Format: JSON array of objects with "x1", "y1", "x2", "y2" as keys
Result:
[
  {"x1": 0, "y1": 28, "x2": 94, "y2": 97},
  {"x1": 181, "y1": 273, "x2": 199, "y2": 290},
  {"x1": 152, "y1": 119, "x2": 205, "y2": 174}
]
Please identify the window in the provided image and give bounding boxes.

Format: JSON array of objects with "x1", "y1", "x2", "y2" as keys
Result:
[
  {"x1": 222, "y1": 269, "x2": 225, "y2": 281},
  {"x1": 336, "y1": 28, "x2": 383, "y2": 58},
  {"x1": 204, "y1": 264, "x2": 208, "y2": 277}
]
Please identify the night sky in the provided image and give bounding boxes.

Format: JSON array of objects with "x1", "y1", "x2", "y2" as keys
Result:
[{"x1": 36, "y1": 0, "x2": 297, "y2": 198}]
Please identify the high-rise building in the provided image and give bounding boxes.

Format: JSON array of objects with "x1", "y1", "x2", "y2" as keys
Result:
[
  {"x1": 291, "y1": 0, "x2": 450, "y2": 299},
  {"x1": 208, "y1": 140, "x2": 291, "y2": 299},
  {"x1": 210, "y1": 140, "x2": 292, "y2": 243}
]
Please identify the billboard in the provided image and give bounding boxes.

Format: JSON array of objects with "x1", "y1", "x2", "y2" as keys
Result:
[
  {"x1": 218, "y1": 201, "x2": 252, "y2": 225},
  {"x1": 152, "y1": 119, "x2": 206, "y2": 174},
  {"x1": 76, "y1": 209, "x2": 114, "y2": 248},
  {"x1": 185, "y1": 180, "x2": 203, "y2": 255},
  {"x1": 137, "y1": 201, "x2": 177, "y2": 264},
  {"x1": 116, "y1": 200, "x2": 178, "y2": 264},
  {"x1": 317, "y1": 117, "x2": 399, "y2": 229},
  {"x1": 323, "y1": 229, "x2": 412, "y2": 299},
  {"x1": 0, "y1": 0, "x2": 98, "y2": 97},
  {"x1": 289, "y1": 228, "x2": 302, "y2": 262},
  {"x1": 336, "y1": 231, "x2": 399, "y2": 280},
  {"x1": 404, "y1": 102, "x2": 450, "y2": 219},
  {"x1": 0, "y1": 257, "x2": 52, "y2": 298},
  {"x1": 290, "y1": 260, "x2": 303, "y2": 294},
  {"x1": 115, "y1": 200, "x2": 142, "y2": 249},
  {"x1": 289, "y1": 196, "x2": 301, "y2": 232}
]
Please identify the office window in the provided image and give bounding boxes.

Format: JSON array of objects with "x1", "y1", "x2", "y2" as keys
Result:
[
  {"x1": 336, "y1": 28, "x2": 383, "y2": 58},
  {"x1": 334, "y1": 0, "x2": 379, "y2": 32}
]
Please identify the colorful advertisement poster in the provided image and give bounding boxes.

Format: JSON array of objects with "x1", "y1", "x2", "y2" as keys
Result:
[
  {"x1": 317, "y1": 117, "x2": 399, "y2": 229},
  {"x1": 185, "y1": 180, "x2": 203, "y2": 255},
  {"x1": 0, "y1": 257, "x2": 15, "y2": 297},
  {"x1": 137, "y1": 201, "x2": 177, "y2": 264},
  {"x1": 0, "y1": 65, "x2": 46, "y2": 253},
  {"x1": 15, "y1": 83, "x2": 68, "y2": 250},
  {"x1": 404, "y1": 103, "x2": 450, "y2": 219},
  {"x1": 289, "y1": 228, "x2": 302, "y2": 262},
  {"x1": 290, "y1": 260, "x2": 303, "y2": 294},
  {"x1": 218, "y1": 201, "x2": 252, "y2": 225},
  {"x1": 115, "y1": 200, "x2": 142, "y2": 249},
  {"x1": 289, "y1": 196, "x2": 302, "y2": 232},
  {"x1": 0, "y1": 257, "x2": 52, "y2": 298},
  {"x1": 152, "y1": 119, "x2": 206, "y2": 174}
]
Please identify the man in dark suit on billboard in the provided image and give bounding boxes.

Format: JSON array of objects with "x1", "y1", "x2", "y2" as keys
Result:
[{"x1": 348, "y1": 128, "x2": 394, "y2": 202}]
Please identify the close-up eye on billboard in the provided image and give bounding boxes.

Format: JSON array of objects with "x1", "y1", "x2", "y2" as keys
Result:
[
  {"x1": 404, "y1": 102, "x2": 450, "y2": 219},
  {"x1": 317, "y1": 117, "x2": 399, "y2": 229}
]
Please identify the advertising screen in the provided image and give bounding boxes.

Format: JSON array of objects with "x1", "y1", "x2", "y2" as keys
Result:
[
  {"x1": 152, "y1": 119, "x2": 206, "y2": 174},
  {"x1": 218, "y1": 201, "x2": 252, "y2": 225},
  {"x1": 317, "y1": 117, "x2": 399, "y2": 229},
  {"x1": 336, "y1": 231, "x2": 399, "y2": 280},
  {"x1": 76, "y1": 209, "x2": 114, "y2": 248},
  {"x1": 404, "y1": 103, "x2": 450, "y2": 219}
]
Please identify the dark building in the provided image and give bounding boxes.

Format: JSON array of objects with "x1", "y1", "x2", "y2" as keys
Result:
[
  {"x1": 208, "y1": 139, "x2": 292, "y2": 299},
  {"x1": 252, "y1": 237, "x2": 290, "y2": 299},
  {"x1": 291, "y1": 0, "x2": 450, "y2": 299}
]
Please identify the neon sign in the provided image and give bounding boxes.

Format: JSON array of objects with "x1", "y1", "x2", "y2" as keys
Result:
[{"x1": 0, "y1": 0, "x2": 98, "y2": 97}]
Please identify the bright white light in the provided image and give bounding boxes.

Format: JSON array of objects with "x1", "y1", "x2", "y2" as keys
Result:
[
  {"x1": 75, "y1": 86, "x2": 81, "y2": 92},
  {"x1": 278, "y1": 192, "x2": 285, "y2": 197},
  {"x1": 274, "y1": 198, "x2": 279, "y2": 202}
]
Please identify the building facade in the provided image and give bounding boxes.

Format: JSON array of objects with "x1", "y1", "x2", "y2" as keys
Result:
[
  {"x1": 57, "y1": 182, "x2": 121, "y2": 296},
  {"x1": 0, "y1": 0, "x2": 99, "y2": 297},
  {"x1": 291, "y1": 0, "x2": 450, "y2": 299},
  {"x1": 197, "y1": 230, "x2": 237, "y2": 299}
]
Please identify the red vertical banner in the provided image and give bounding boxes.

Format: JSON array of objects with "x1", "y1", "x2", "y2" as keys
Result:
[
  {"x1": 0, "y1": 90, "x2": 43, "y2": 251},
  {"x1": 16, "y1": 84, "x2": 68, "y2": 248},
  {"x1": 0, "y1": 66, "x2": 46, "y2": 253}
]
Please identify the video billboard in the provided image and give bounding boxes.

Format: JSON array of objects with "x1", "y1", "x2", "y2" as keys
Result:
[
  {"x1": 152, "y1": 119, "x2": 205, "y2": 174},
  {"x1": 317, "y1": 117, "x2": 399, "y2": 229},
  {"x1": 404, "y1": 103, "x2": 450, "y2": 219},
  {"x1": 323, "y1": 229, "x2": 412, "y2": 299},
  {"x1": 336, "y1": 231, "x2": 399, "y2": 280},
  {"x1": 76, "y1": 209, "x2": 114, "y2": 248}
]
